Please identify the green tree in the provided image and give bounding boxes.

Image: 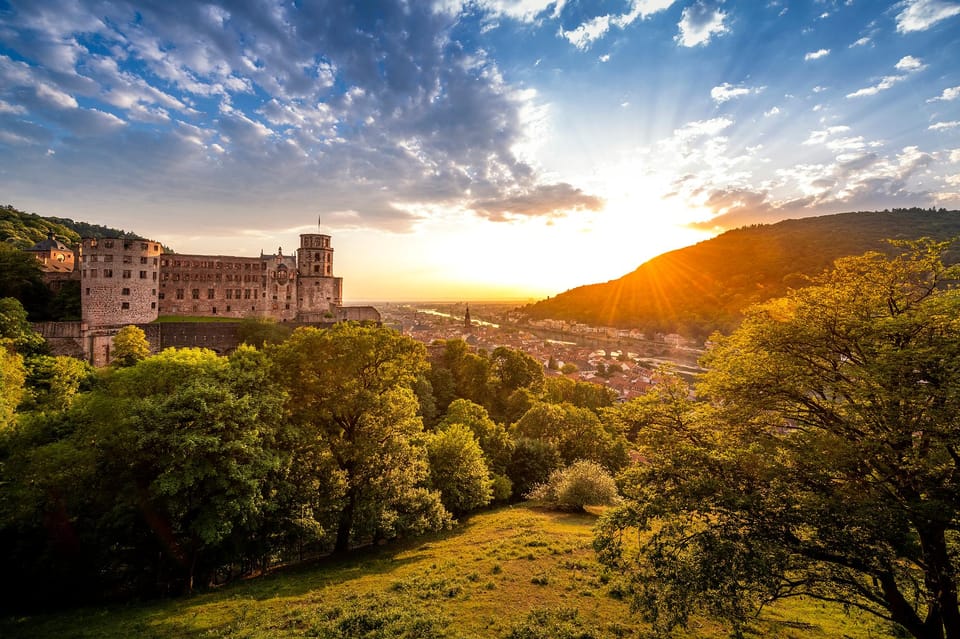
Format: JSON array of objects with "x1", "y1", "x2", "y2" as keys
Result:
[
  {"x1": 438, "y1": 399, "x2": 513, "y2": 476},
  {"x1": 426, "y1": 424, "x2": 493, "y2": 516},
  {"x1": 0, "y1": 342, "x2": 25, "y2": 429},
  {"x1": 21, "y1": 355, "x2": 94, "y2": 411},
  {"x1": 271, "y1": 324, "x2": 450, "y2": 553},
  {"x1": 0, "y1": 244, "x2": 49, "y2": 318},
  {"x1": 512, "y1": 402, "x2": 628, "y2": 472},
  {"x1": 111, "y1": 325, "x2": 150, "y2": 367},
  {"x1": 0, "y1": 297, "x2": 45, "y2": 356},
  {"x1": 543, "y1": 376, "x2": 617, "y2": 413},
  {"x1": 505, "y1": 437, "x2": 562, "y2": 501},
  {"x1": 528, "y1": 460, "x2": 619, "y2": 511},
  {"x1": 237, "y1": 317, "x2": 292, "y2": 348},
  {"x1": 596, "y1": 240, "x2": 960, "y2": 639}
]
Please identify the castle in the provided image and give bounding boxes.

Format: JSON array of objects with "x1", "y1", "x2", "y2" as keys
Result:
[{"x1": 29, "y1": 230, "x2": 379, "y2": 365}]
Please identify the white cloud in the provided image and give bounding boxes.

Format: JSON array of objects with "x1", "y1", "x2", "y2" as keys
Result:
[
  {"x1": 950, "y1": 149, "x2": 960, "y2": 163},
  {"x1": 895, "y1": 55, "x2": 925, "y2": 71},
  {"x1": 676, "y1": 1, "x2": 729, "y2": 47},
  {"x1": 895, "y1": 0, "x2": 960, "y2": 33},
  {"x1": 764, "y1": 106, "x2": 781, "y2": 117},
  {"x1": 929, "y1": 121, "x2": 960, "y2": 130},
  {"x1": 674, "y1": 117, "x2": 735, "y2": 140},
  {"x1": 928, "y1": 86, "x2": 960, "y2": 102},
  {"x1": 711, "y1": 82, "x2": 763, "y2": 103},
  {"x1": 36, "y1": 83, "x2": 78, "y2": 109},
  {"x1": 0, "y1": 99, "x2": 26, "y2": 114},
  {"x1": 599, "y1": 54, "x2": 611, "y2": 62},
  {"x1": 560, "y1": 0, "x2": 678, "y2": 50},
  {"x1": 850, "y1": 36, "x2": 871, "y2": 47},
  {"x1": 846, "y1": 56, "x2": 926, "y2": 98},
  {"x1": 805, "y1": 48, "x2": 830, "y2": 60},
  {"x1": 813, "y1": 85, "x2": 827, "y2": 93},
  {"x1": 804, "y1": 125, "x2": 851, "y2": 146}
]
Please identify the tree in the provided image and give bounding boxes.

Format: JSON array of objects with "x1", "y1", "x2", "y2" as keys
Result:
[
  {"x1": 596, "y1": 241, "x2": 960, "y2": 639},
  {"x1": 0, "y1": 297, "x2": 45, "y2": 356},
  {"x1": 0, "y1": 342, "x2": 25, "y2": 429},
  {"x1": 505, "y1": 437, "x2": 562, "y2": 502},
  {"x1": 426, "y1": 424, "x2": 493, "y2": 516},
  {"x1": 111, "y1": 325, "x2": 150, "y2": 367},
  {"x1": 0, "y1": 244, "x2": 49, "y2": 318},
  {"x1": 438, "y1": 399, "x2": 513, "y2": 476},
  {"x1": 270, "y1": 324, "x2": 450, "y2": 553},
  {"x1": 21, "y1": 354, "x2": 94, "y2": 411},
  {"x1": 528, "y1": 460, "x2": 619, "y2": 511},
  {"x1": 512, "y1": 402, "x2": 629, "y2": 472},
  {"x1": 237, "y1": 317, "x2": 292, "y2": 348}
]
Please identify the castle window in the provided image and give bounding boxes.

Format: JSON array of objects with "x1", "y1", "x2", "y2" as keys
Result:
[
  {"x1": 140, "y1": 257, "x2": 147, "y2": 264},
  {"x1": 172, "y1": 274, "x2": 179, "y2": 281},
  {"x1": 90, "y1": 239, "x2": 98, "y2": 247},
  {"x1": 86, "y1": 288, "x2": 90, "y2": 295},
  {"x1": 174, "y1": 260, "x2": 181, "y2": 267},
  {"x1": 122, "y1": 288, "x2": 130, "y2": 296},
  {"x1": 226, "y1": 290, "x2": 232, "y2": 299},
  {"x1": 121, "y1": 302, "x2": 129, "y2": 310},
  {"x1": 207, "y1": 289, "x2": 214, "y2": 299},
  {"x1": 152, "y1": 272, "x2": 157, "y2": 281},
  {"x1": 89, "y1": 269, "x2": 96, "y2": 278},
  {"x1": 123, "y1": 255, "x2": 132, "y2": 264},
  {"x1": 226, "y1": 305, "x2": 231, "y2": 311},
  {"x1": 124, "y1": 241, "x2": 132, "y2": 250},
  {"x1": 176, "y1": 289, "x2": 184, "y2": 300},
  {"x1": 103, "y1": 269, "x2": 113, "y2": 277},
  {"x1": 140, "y1": 271, "x2": 147, "y2": 279},
  {"x1": 314, "y1": 265, "x2": 320, "y2": 272},
  {"x1": 122, "y1": 270, "x2": 131, "y2": 279},
  {"x1": 104, "y1": 240, "x2": 113, "y2": 248},
  {"x1": 161, "y1": 259, "x2": 168, "y2": 267},
  {"x1": 244, "y1": 289, "x2": 251, "y2": 299},
  {"x1": 215, "y1": 274, "x2": 221, "y2": 281},
  {"x1": 140, "y1": 243, "x2": 147, "y2": 250},
  {"x1": 90, "y1": 255, "x2": 98, "y2": 263},
  {"x1": 153, "y1": 258, "x2": 158, "y2": 265},
  {"x1": 151, "y1": 302, "x2": 156, "y2": 309},
  {"x1": 158, "y1": 292, "x2": 165, "y2": 300},
  {"x1": 235, "y1": 289, "x2": 241, "y2": 298},
  {"x1": 192, "y1": 289, "x2": 200, "y2": 299},
  {"x1": 104, "y1": 255, "x2": 113, "y2": 262}
]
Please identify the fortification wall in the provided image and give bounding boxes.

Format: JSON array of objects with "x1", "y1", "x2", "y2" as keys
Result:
[{"x1": 80, "y1": 238, "x2": 162, "y2": 327}]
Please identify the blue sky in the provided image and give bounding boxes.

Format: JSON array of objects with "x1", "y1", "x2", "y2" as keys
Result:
[{"x1": 1, "y1": 0, "x2": 959, "y2": 300}]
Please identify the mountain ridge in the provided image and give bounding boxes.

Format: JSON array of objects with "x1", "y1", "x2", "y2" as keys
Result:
[{"x1": 522, "y1": 208, "x2": 960, "y2": 340}]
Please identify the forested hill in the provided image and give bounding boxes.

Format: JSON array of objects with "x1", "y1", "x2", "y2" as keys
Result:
[
  {"x1": 522, "y1": 208, "x2": 960, "y2": 340},
  {"x1": 0, "y1": 203, "x2": 146, "y2": 249}
]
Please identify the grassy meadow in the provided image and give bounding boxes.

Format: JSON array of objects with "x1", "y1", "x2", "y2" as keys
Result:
[{"x1": 2, "y1": 505, "x2": 892, "y2": 638}]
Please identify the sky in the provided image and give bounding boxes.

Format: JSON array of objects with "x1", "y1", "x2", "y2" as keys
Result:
[{"x1": 1, "y1": 0, "x2": 959, "y2": 302}]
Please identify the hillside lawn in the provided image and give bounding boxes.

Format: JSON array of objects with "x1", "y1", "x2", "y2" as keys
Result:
[{"x1": 1, "y1": 505, "x2": 891, "y2": 638}]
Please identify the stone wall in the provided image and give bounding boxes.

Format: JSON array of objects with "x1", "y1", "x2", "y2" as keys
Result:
[{"x1": 80, "y1": 237, "x2": 163, "y2": 327}]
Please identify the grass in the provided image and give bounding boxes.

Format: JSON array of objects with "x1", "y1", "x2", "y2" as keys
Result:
[{"x1": 1, "y1": 505, "x2": 894, "y2": 638}]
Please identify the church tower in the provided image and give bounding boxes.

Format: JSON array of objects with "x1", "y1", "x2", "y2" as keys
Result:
[{"x1": 464, "y1": 304, "x2": 472, "y2": 331}]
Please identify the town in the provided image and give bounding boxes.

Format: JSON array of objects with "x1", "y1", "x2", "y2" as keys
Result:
[{"x1": 378, "y1": 302, "x2": 704, "y2": 401}]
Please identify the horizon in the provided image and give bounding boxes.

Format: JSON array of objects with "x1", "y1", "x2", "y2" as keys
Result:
[{"x1": 1, "y1": 1, "x2": 959, "y2": 300}]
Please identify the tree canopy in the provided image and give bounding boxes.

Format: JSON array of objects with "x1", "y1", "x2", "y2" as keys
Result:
[{"x1": 596, "y1": 239, "x2": 960, "y2": 639}]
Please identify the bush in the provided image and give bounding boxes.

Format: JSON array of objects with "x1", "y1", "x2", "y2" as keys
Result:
[{"x1": 527, "y1": 461, "x2": 619, "y2": 511}]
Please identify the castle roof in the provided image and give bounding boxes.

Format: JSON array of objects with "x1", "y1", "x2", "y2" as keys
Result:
[{"x1": 27, "y1": 232, "x2": 72, "y2": 253}]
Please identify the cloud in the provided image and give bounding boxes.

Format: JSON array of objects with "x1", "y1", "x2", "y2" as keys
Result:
[
  {"x1": 560, "y1": 0, "x2": 678, "y2": 50},
  {"x1": 929, "y1": 121, "x2": 960, "y2": 130},
  {"x1": 710, "y1": 82, "x2": 762, "y2": 103},
  {"x1": 895, "y1": 0, "x2": 960, "y2": 33},
  {"x1": 928, "y1": 86, "x2": 960, "y2": 102},
  {"x1": 804, "y1": 48, "x2": 830, "y2": 60},
  {"x1": 850, "y1": 36, "x2": 872, "y2": 47},
  {"x1": 676, "y1": 1, "x2": 729, "y2": 47},
  {"x1": 764, "y1": 106, "x2": 781, "y2": 117},
  {"x1": 470, "y1": 183, "x2": 604, "y2": 221},
  {"x1": 846, "y1": 55, "x2": 926, "y2": 98},
  {"x1": 0, "y1": 0, "x2": 603, "y2": 233}
]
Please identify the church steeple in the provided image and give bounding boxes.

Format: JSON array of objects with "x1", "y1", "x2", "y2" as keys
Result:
[{"x1": 464, "y1": 304, "x2": 472, "y2": 331}]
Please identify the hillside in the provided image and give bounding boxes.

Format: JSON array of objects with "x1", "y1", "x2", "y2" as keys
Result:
[
  {"x1": 1, "y1": 505, "x2": 885, "y2": 639},
  {"x1": 0, "y1": 203, "x2": 147, "y2": 249},
  {"x1": 523, "y1": 208, "x2": 960, "y2": 339}
]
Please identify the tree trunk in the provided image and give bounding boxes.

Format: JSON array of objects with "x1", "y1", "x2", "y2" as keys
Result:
[
  {"x1": 919, "y1": 525, "x2": 960, "y2": 639},
  {"x1": 334, "y1": 487, "x2": 358, "y2": 554}
]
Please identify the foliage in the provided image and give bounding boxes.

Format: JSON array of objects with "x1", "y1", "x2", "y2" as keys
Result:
[
  {"x1": 595, "y1": 240, "x2": 960, "y2": 639},
  {"x1": 0, "y1": 249, "x2": 49, "y2": 320},
  {"x1": 524, "y1": 208, "x2": 960, "y2": 339},
  {"x1": 21, "y1": 355, "x2": 94, "y2": 411},
  {"x1": 542, "y1": 376, "x2": 616, "y2": 413},
  {"x1": 427, "y1": 424, "x2": 493, "y2": 516},
  {"x1": 110, "y1": 325, "x2": 150, "y2": 367},
  {"x1": 601, "y1": 367, "x2": 691, "y2": 442},
  {"x1": 0, "y1": 298, "x2": 46, "y2": 356},
  {"x1": 236, "y1": 317, "x2": 292, "y2": 347},
  {"x1": 560, "y1": 362, "x2": 578, "y2": 374},
  {"x1": 512, "y1": 401, "x2": 629, "y2": 472},
  {"x1": 527, "y1": 460, "x2": 619, "y2": 511},
  {"x1": 270, "y1": 324, "x2": 451, "y2": 553},
  {"x1": 439, "y1": 399, "x2": 514, "y2": 475},
  {"x1": 0, "y1": 343, "x2": 25, "y2": 429},
  {"x1": 505, "y1": 437, "x2": 563, "y2": 501}
]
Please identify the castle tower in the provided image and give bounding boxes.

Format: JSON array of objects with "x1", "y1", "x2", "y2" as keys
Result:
[
  {"x1": 80, "y1": 237, "x2": 162, "y2": 328},
  {"x1": 296, "y1": 233, "x2": 343, "y2": 321}
]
